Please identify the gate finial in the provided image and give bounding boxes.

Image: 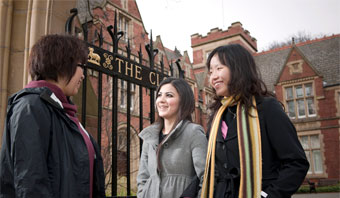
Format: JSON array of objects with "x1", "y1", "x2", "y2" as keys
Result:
[
  {"x1": 107, "y1": 11, "x2": 124, "y2": 53},
  {"x1": 65, "y1": 8, "x2": 78, "y2": 34},
  {"x1": 175, "y1": 59, "x2": 185, "y2": 79},
  {"x1": 81, "y1": 17, "x2": 88, "y2": 41},
  {"x1": 145, "y1": 30, "x2": 158, "y2": 70}
]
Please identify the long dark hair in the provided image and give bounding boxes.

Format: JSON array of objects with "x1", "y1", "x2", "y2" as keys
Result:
[
  {"x1": 155, "y1": 77, "x2": 195, "y2": 131},
  {"x1": 206, "y1": 44, "x2": 273, "y2": 128}
]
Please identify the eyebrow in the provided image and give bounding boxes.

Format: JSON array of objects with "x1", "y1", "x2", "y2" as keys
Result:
[{"x1": 158, "y1": 91, "x2": 175, "y2": 95}]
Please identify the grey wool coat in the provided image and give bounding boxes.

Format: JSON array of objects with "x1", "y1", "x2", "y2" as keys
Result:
[{"x1": 137, "y1": 120, "x2": 208, "y2": 198}]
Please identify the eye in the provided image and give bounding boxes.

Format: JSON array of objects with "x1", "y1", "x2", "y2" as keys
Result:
[
  {"x1": 166, "y1": 93, "x2": 174, "y2": 97},
  {"x1": 157, "y1": 92, "x2": 162, "y2": 98}
]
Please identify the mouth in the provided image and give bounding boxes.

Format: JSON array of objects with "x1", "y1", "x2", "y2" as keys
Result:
[
  {"x1": 158, "y1": 106, "x2": 168, "y2": 111},
  {"x1": 213, "y1": 81, "x2": 223, "y2": 89}
]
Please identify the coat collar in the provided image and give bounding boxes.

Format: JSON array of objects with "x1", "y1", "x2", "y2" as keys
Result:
[
  {"x1": 139, "y1": 120, "x2": 189, "y2": 145},
  {"x1": 8, "y1": 87, "x2": 63, "y2": 111}
]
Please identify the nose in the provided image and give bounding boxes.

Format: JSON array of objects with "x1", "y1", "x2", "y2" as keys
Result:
[
  {"x1": 156, "y1": 94, "x2": 165, "y2": 103},
  {"x1": 210, "y1": 70, "x2": 218, "y2": 81},
  {"x1": 81, "y1": 73, "x2": 85, "y2": 81}
]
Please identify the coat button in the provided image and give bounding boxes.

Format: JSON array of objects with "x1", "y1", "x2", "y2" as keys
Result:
[
  {"x1": 223, "y1": 163, "x2": 228, "y2": 169},
  {"x1": 164, "y1": 143, "x2": 168, "y2": 148}
]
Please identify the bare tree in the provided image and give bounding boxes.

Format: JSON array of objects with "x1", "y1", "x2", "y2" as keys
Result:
[{"x1": 265, "y1": 31, "x2": 327, "y2": 50}]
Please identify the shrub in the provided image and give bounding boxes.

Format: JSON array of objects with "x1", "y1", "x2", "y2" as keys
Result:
[{"x1": 297, "y1": 183, "x2": 340, "y2": 193}]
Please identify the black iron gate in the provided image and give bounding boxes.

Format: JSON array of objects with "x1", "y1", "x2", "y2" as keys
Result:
[{"x1": 65, "y1": 8, "x2": 175, "y2": 197}]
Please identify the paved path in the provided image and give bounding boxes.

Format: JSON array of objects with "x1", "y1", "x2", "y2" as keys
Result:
[{"x1": 292, "y1": 192, "x2": 339, "y2": 198}]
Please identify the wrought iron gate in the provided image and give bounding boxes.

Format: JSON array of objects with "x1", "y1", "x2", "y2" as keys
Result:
[{"x1": 65, "y1": 8, "x2": 176, "y2": 197}]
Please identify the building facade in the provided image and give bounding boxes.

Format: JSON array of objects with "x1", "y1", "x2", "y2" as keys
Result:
[{"x1": 255, "y1": 35, "x2": 340, "y2": 185}]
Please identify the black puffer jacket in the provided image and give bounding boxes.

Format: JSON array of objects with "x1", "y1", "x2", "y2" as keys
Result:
[{"x1": 0, "y1": 87, "x2": 105, "y2": 198}]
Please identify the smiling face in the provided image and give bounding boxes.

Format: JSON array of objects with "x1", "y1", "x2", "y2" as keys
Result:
[
  {"x1": 59, "y1": 65, "x2": 84, "y2": 96},
  {"x1": 209, "y1": 54, "x2": 231, "y2": 97},
  {"x1": 156, "y1": 83, "x2": 180, "y2": 122}
]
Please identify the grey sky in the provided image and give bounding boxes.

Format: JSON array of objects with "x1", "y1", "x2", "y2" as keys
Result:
[{"x1": 136, "y1": 0, "x2": 339, "y2": 59}]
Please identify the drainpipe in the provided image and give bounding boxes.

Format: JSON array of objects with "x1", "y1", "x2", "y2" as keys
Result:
[{"x1": 0, "y1": 0, "x2": 13, "y2": 144}]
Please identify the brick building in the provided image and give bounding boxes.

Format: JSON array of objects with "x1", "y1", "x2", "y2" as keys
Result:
[
  {"x1": 255, "y1": 35, "x2": 340, "y2": 185},
  {"x1": 191, "y1": 22, "x2": 340, "y2": 185}
]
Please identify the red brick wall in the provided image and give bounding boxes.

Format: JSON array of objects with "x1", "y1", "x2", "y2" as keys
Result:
[
  {"x1": 191, "y1": 25, "x2": 257, "y2": 50},
  {"x1": 275, "y1": 85, "x2": 283, "y2": 102},
  {"x1": 319, "y1": 88, "x2": 339, "y2": 180},
  {"x1": 128, "y1": 0, "x2": 141, "y2": 19},
  {"x1": 193, "y1": 49, "x2": 203, "y2": 65},
  {"x1": 322, "y1": 127, "x2": 339, "y2": 179}
]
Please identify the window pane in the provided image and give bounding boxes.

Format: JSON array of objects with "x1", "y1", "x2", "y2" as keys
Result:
[
  {"x1": 287, "y1": 101, "x2": 296, "y2": 118},
  {"x1": 305, "y1": 151, "x2": 312, "y2": 173},
  {"x1": 300, "y1": 136, "x2": 309, "y2": 149},
  {"x1": 124, "y1": 21, "x2": 128, "y2": 41},
  {"x1": 305, "y1": 84, "x2": 313, "y2": 96},
  {"x1": 119, "y1": 17, "x2": 122, "y2": 30},
  {"x1": 313, "y1": 150, "x2": 323, "y2": 173},
  {"x1": 130, "y1": 94, "x2": 134, "y2": 110},
  {"x1": 307, "y1": 98, "x2": 316, "y2": 116},
  {"x1": 286, "y1": 87, "x2": 293, "y2": 99},
  {"x1": 311, "y1": 135, "x2": 320, "y2": 149},
  {"x1": 297, "y1": 99, "x2": 306, "y2": 117},
  {"x1": 296, "y1": 86, "x2": 303, "y2": 98}
]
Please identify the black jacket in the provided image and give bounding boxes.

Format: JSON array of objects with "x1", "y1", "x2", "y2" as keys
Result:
[
  {"x1": 211, "y1": 96, "x2": 309, "y2": 198},
  {"x1": 0, "y1": 87, "x2": 105, "y2": 198}
]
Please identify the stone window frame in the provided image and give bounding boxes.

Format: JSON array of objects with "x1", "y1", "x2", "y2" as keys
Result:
[
  {"x1": 119, "y1": 79, "x2": 135, "y2": 112},
  {"x1": 336, "y1": 90, "x2": 340, "y2": 117},
  {"x1": 118, "y1": 13, "x2": 130, "y2": 43},
  {"x1": 298, "y1": 130, "x2": 327, "y2": 178},
  {"x1": 283, "y1": 80, "x2": 317, "y2": 120}
]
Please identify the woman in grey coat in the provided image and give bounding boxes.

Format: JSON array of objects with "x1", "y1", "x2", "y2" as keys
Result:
[{"x1": 137, "y1": 77, "x2": 208, "y2": 198}]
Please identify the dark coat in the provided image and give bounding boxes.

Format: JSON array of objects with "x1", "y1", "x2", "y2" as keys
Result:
[
  {"x1": 0, "y1": 87, "x2": 105, "y2": 198},
  {"x1": 211, "y1": 96, "x2": 309, "y2": 198}
]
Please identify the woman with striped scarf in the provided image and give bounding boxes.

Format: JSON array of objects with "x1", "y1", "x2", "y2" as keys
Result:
[{"x1": 201, "y1": 44, "x2": 309, "y2": 198}]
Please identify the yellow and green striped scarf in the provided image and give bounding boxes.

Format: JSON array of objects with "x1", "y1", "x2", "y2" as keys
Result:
[{"x1": 201, "y1": 96, "x2": 262, "y2": 198}]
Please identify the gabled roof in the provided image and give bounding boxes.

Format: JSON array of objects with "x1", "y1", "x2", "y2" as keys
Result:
[
  {"x1": 275, "y1": 44, "x2": 322, "y2": 85},
  {"x1": 164, "y1": 47, "x2": 182, "y2": 62},
  {"x1": 254, "y1": 35, "x2": 340, "y2": 91}
]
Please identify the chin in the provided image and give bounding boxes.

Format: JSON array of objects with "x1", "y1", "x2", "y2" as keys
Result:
[
  {"x1": 216, "y1": 92, "x2": 225, "y2": 97},
  {"x1": 158, "y1": 113, "x2": 166, "y2": 118},
  {"x1": 216, "y1": 90, "x2": 228, "y2": 97}
]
